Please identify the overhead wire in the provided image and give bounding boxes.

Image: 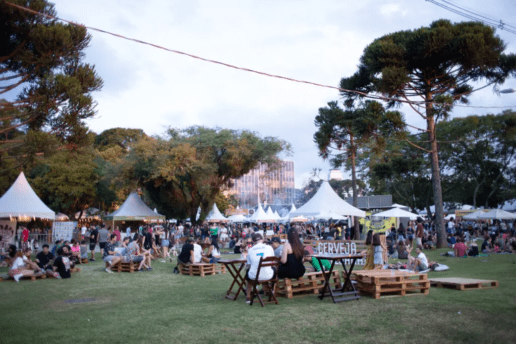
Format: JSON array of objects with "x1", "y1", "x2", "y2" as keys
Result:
[
  {"x1": 439, "y1": 0, "x2": 516, "y2": 30},
  {"x1": 3, "y1": 1, "x2": 516, "y2": 111},
  {"x1": 426, "y1": 0, "x2": 516, "y2": 34}
]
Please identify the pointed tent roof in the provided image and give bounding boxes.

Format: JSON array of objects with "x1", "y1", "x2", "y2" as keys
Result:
[
  {"x1": 373, "y1": 207, "x2": 418, "y2": 220},
  {"x1": 290, "y1": 203, "x2": 297, "y2": 213},
  {"x1": 206, "y1": 204, "x2": 229, "y2": 222},
  {"x1": 105, "y1": 192, "x2": 165, "y2": 220},
  {"x1": 463, "y1": 210, "x2": 488, "y2": 220},
  {"x1": 248, "y1": 203, "x2": 276, "y2": 223},
  {"x1": 290, "y1": 181, "x2": 365, "y2": 218},
  {"x1": 477, "y1": 209, "x2": 516, "y2": 220},
  {"x1": 0, "y1": 172, "x2": 55, "y2": 220}
]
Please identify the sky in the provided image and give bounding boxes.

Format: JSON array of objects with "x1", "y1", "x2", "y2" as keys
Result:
[{"x1": 45, "y1": 0, "x2": 516, "y2": 188}]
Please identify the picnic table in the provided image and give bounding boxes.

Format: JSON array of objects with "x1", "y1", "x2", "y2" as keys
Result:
[
  {"x1": 218, "y1": 258, "x2": 247, "y2": 300},
  {"x1": 312, "y1": 254, "x2": 364, "y2": 304}
]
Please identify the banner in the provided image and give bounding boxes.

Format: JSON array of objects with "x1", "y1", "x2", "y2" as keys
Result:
[
  {"x1": 52, "y1": 221, "x2": 77, "y2": 242},
  {"x1": 360, "y1": 212, "x2": 396, "y2": 233}
]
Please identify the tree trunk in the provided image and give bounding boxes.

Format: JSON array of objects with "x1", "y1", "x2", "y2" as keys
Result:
[
  {"x1": 427, "y1": 115, "x2": 447, "y2": 248},
  {"x1": 350, "y1": 135, "x2": 360, "y2": 240}
]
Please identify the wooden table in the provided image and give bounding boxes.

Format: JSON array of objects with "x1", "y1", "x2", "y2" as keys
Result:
[
  {"x1": 218, "y1": 258, "x2": 247, "y2": 301},
  {"x1": 312, "y1": 254, "x2": 365, "y2": 303}
]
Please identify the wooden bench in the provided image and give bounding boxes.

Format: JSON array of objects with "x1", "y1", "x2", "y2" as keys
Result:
[
  {"x1": 0, "y1": 273, "x2": 47, "y2": 282},
  {"x1": 179, "y1": 263, "x2": 226, "y2": 276},
  {"x1": 276, "y1": 270, "x2": 341, "y2": 299},
  {"x1": 112, "y1": 261, "x2": 136, "y2": 273},
  {"x1": 79, "y1": 258, "x2": 89, "y2": 264},
  {"x1": 353, "y1": 270, "x2": 430, "y2": 299}
]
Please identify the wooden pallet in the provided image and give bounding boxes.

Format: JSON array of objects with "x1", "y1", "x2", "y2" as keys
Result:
[
  {"x1": 112, "y1": 262, "x2": 136, "y2": 273},
  {"x1": 429, "y1": 278, "x2": 499, "y2": 291},
  {"x1": 276, "y1": 270, "x2": 341, "y2": 299},
  {"x1": 0, "y1": 273, "x2": 47, "y2": 282},
  {"x1": 354, "y1": 270, "x2": 430, "y2": 299},
  {"x1": 179, "y1": 263, "x2": 226, "y2": 276},
  {"x1": 79, "y1": 258, "x2": 89, "y2": 264}
]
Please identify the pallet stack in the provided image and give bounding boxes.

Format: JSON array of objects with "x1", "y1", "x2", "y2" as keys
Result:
[
  {"x1": 354, "y1": 270, "x2": 430, "y2": 299},
  {"x1": 276, "y1": 270, "x2": 341, "y2": 299},
  {"x1": 179, "y1": 263, "x2": 226, "y2": 276},
  {"x1": 112, "y1": 262, "x2": 136, "y2": 273},
  {"x1": 429, "y1": 277, "x2": 499, "y2": 291}
]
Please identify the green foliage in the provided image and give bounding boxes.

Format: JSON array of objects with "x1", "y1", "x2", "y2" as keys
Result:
[
  {"x1": 0, "y1": 0, "x2": 102, "y2": 162},
  {"x1": 94, "y1": 128, "x2": 146, "y2": 152},
  {"x1": 118, "y1": 127, "x2": 290, "y2": 223}
]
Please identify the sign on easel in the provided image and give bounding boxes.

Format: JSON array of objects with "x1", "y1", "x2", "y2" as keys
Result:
[
  {"x1": 52, "y1": 222, "x2": 77, "y2": 242},
  {"x1": 317, "y1": 241, "x2": 365, "y2": 265}
]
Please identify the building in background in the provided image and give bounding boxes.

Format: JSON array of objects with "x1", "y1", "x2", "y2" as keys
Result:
[
  {"x1": 328, "y1": 169, "x2": 344, "y2": 181},
  {"x1": 227, "y1": 161, "x2": 295, "y2": 208}
]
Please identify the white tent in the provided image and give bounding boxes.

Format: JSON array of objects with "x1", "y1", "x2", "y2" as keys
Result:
[
  {"x1": 462, "y1": 210, "x2": 485, "y2": 220},
  {"x1": 477, "y1": 209, "x2": 516, "y2": 220},
  {"x1": 206, "y1": 204, "x2": 229, "y2": 223},
  {"x1": 373, "y1": 207, "x2": 418, "y2": 220},
  {"x1": 290, "y1": 203, "x2": 297, "y2": 213},
  {"x1": 290, "y1": 181, "x2": 365, "y2": 218},
  {"x1": 391, "y1": 203, "x2": 409, "y2": 209},
  {"x1": 0, "y1": 172, "x2": 55, "y2": 220},
  {"x1": 290, "y1": 215, "x2": 309, "y2": 223},
  {"x1": 248, "y1": 203, "x2": 276, "y2": 223},
  {"x1": 105, "y1": 192, "x2": 165, "y2": 221},
  {"x1": 227, "y1": 214, "x2": 247, "y2": 223},
  {"x1": 273, "y1": 210, "x2": 281, "y2": 221},
  {"x1": 313, "y1": 211, "x2": 348, "y2": 221}
]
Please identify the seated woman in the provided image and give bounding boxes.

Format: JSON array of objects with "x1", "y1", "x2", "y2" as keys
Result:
[
  {"x1": 277, "y1": 228, "x2": 306, "y2": 279},
  {"x1": 234, "y1": 236, "x2": 243, "y2": 254},
  {"x1": 468, "y1": 242, "x2": 479, "y2": 256},
  {"x1": 124, "y1": 236, "x2": 150, "y2": 271},
  {"x1": 397, "y1": 240, "x2": 409, "y2": 259},
  {"x1": 22, "y1": 248, "x2": 40, "y2": 271},
  {"x1": 201, "y1": 238, "x2": 222, "y2": 264},
  {"x1": 136, "y1": 236, "x2": 153, "y2": 270},
  {"x1": 79, "y1": 240, "x2": 89, "y2": 260},
  {"x1": 70, "y1": 239, "x2": 81, "y2": 261},
  {"x1": 8, "y1": 246, "x2": 36, "y2": 282}
]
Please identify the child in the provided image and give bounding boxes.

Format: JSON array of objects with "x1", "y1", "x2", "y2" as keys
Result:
[
  {"x1": 79, "y1": 240, "x2": 88, "y2": 260},
  {"x1": 304, "y1": 250, "x2": 331, "y2": 272},
  {"x1": 372, "y1": 233, "x2": 387, "y2": 269}
]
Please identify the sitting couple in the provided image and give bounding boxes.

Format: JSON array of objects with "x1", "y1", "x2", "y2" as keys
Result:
[
  {"x1": 104, "y1": 235, "x2": 153, "y2": 272},
  {"x1": 244, "y1": 230, "x2": 306, "y2": 303}
]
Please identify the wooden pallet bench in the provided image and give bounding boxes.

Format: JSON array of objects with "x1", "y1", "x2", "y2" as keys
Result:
[
  {"x1": 179, "y1": 263, "x2": 226, "y2": 276},
  {"x1": 353, "y1": 270, "x2": 430, "y2": 299},
  {"x1": 276, "y1": 270, "x2": 341, "y2": 299},
  {"x1": 112, "y1": 262, "x2": 136, "y2": 273},
  {"x1": 0, "y1": 273, "x2": 47, "y2": 282},
  {"x1": 79, "y1": 258, "x2": 89, "y2": 264},
  {"x1": 429, "y1": 277, "x2": 499, "y2": 291}
]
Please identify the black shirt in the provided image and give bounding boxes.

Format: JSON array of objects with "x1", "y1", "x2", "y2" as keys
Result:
[
  {"x1": 54, "y1": 256, "x2": 71, "y2": 278},
  {"x1": 103, "y1": 242, "x2": 116, "y2": 258},
  {"x1": 178, "y1": 243, "x2": 194, "y2": 263},
  {"x1": 90, "y1": 229, "x2": 98, "y2": 243},
  {"x1": 144, "y1": 232, "x2": 153, "y2": 250},
  {"x1": 36, "y1": 251, "x2": 54, "y2": 268}
]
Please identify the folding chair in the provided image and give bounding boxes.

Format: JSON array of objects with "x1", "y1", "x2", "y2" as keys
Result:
[{"x1": 249, "y1": 256, "x2": 280, "y2": 307}]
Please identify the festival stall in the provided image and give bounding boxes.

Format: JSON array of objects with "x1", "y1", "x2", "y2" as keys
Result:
[
  {"x1": 205, "y1": 204, "x2": 230, "y2": 223},
  {"x1": 105, "y1": 192, "x2": 165, "y2": 236},
  {"x1": 0, "y1": 172, "x2": 56, "y2": 248}
]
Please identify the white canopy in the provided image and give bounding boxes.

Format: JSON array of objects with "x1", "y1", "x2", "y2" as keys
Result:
[
  {"x1": 477, "y1": 209, "x2": 516, "y2": 220},
  {"x1": 105, "y1": 192, "x2": 165, "y2": 221},
  {"x1": 273, "y1": 210, "x2": 281, "y2": 221},
  {"x1": 0, "y1": 172, "x2": 55, "y2": 220},
  {"x1": 248, "y1": 203, "x2": 276, "y2": 223},
  {"x1": 462, "y1": 210, "x2": 486, "y2": 220},
  {"x1": 313, "y1": 211, "x2": 348, "y2": 221},
  {"x1": 391, "y1": 203, "x2": 409, "y2": 209},
  {"x1": 206, "y1": 204, "x2": 229, "y2": 223},
  {"x1": 290, "y1": 181, "x2": 365, "y2": 218},
  {"x1": 290, "y1": 203, "x2": 297, "y2": 212},
  {"x1": 227, "y1": 214, "x2": 247, "y2": 223},
  {"x1": 373, "y1": 207, "x2": 418, "y2": 220},
  {"x1": 290, "y1": 215, "x2": 309, "y2": 223}
]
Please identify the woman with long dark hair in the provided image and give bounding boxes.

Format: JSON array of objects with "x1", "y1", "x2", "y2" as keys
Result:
[
  {"x1": 201, "y1": 238, "x2": 221, "y2": 263},
  {"x1": 277, "y1": 228, "x2": 306, "y2": 279}
]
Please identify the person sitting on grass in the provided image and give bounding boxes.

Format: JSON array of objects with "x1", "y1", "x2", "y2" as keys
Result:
[
  {"x1": 245, "y1": 233, "x2": 275, "y2": 304},
  {"x1": 372, "y1": 233, "x2": 387, "y2": 269},
  {"x1": 8, "y1": 247, "x2": 36, "y2": 282},
  {"x1": 408, "y1": 246, "x2": 428, "y2": 272},
  {"x1": 51, "y1": 240, "x2": 62, "y2": 256},
  {"x1": 53, "y1": 247, "x2": 71, "y2": 279},
  {"x1": 304, "y1": 250, "x2": 331, "y2": 272},
  {"x1": 201, "y1": 238, "x2": 221, "y2": 264},
  {"x1": 80, "y1": 240, "x2": 89, "y2": 261},
  {"x1": 35, "y1": 244, "x2": 55, "y2": 276},
  {"x1": 70, "y1": 239, "x2": 81, "y2": 261},
  {"x1": 481, "y1": 236, "x2": 492, "y2": 253},
  {"x1": 397, "y1": 240, "x2": 409, "y2": 260},
  {"x1": 174, "y1": 238, "x2": 194, "y2": 274},
  {"x1": 22, "y1": 248, "x2": 41, "y2": 271},
  {"x1": 454, "y1": 238, "x2": 468, "y2": 257},
  {"x1": 103, "y1": 234, "x2": 123, "y2": 273},
  {"x1": 277, "y1": 228, "x2": 306, "y2": 279}
]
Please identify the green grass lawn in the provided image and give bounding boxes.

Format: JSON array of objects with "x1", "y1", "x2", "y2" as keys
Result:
[{"x1": 1, "y1": 245, "x2": 515, "y2": 344}]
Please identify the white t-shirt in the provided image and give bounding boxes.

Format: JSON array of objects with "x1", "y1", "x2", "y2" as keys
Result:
[
  {"x1": 81, "y1": 226, "x2": 87, "y2": 235},
  {"x1": 11, "y1": 257, "x2": 25, "y2": 270},
  {"x1": 417, "y1": 252, "x2": 428, "y2": 267},
  {"x1": 193, "y1": 244, "x2": 202, "y2": 263},
  {"x1": 212, "y1": 246, "x2": 221, "y2": 257},
  {"x1": 247, "y1": 243, "x2": 275, "y2": 280}
]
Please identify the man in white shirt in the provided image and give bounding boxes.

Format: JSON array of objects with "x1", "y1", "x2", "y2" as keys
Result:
[
  {"x1": 409, "y1": 246, "x2": 428, "y2": 271},
  {"x1": 193, "y1": 239, "x2": 203, "y2": 263},
  {"x1": 245, "y1": 233, "x2": 275, "y2": 303}
]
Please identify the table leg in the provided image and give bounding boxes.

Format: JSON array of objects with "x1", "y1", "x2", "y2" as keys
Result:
[
  {"x1": 224, "y1": 263, "x2": 245, "y2": 301},
  {"x1": 341, "y1": 258, "x2": 360, "y2": 300},
  {"x1": 317, "y1": 257, "x2": 336, "y2": 301}
]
